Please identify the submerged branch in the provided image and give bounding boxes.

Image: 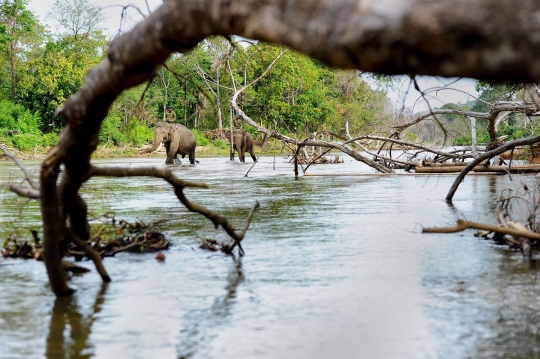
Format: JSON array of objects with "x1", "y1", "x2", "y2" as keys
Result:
[
  {"x1": 423, "y1": 219, "x2": 540, "y2": 241},
  {"x1": 89, "y1": 165, "x2": 258, "y2": 254}
]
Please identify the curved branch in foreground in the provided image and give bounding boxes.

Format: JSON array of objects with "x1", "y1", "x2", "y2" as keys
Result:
[
  {"x1": 88, "y1": 165, "x2": 258, "y2": 251},
  {"x1": 446, "y1": 134, "x2": 540, "y2": 201},
  {"x1": 423, "y1": 219, "x2": 540, "y2": 241}
]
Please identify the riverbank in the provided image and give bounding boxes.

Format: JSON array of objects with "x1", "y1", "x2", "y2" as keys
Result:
[{"x1": 0, "y1": 140, "x2": 288, "y2": 161}]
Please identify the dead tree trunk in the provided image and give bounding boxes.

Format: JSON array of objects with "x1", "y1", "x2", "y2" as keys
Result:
[{"x1": 468, "y1": 116, "x2": 478, "y2": 158}]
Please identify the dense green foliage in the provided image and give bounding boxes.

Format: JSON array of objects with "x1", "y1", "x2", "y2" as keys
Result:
[{"x1": 0, "y1": 1, "x2": 393, "y2": 153}]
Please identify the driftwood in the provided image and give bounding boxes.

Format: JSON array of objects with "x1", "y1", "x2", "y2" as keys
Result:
[
  {"x1": 416, "y1": 164, "x2": 540, "y2": 174},
  {"x1": 423, "y1": 219, "x2": 540, "y2": 240}
]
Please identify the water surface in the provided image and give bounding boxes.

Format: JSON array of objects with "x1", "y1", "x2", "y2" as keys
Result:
[{"x1": 1, "y1": 155, "x2": 540, "y2": 359}]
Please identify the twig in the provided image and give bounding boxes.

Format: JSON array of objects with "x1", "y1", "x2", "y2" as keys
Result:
[
  {"x1": 244, "y1": 132, "x2": 272, "y2": 177},
  {"x1": 226, "y1": 201, "x2": 260, "y2": 255},
  {"x1": 69, "y1": 231, "x2": 111, "y2": 282},
  {"x1": 1, "y1": 145, "x2": 37, "y2": 189}
]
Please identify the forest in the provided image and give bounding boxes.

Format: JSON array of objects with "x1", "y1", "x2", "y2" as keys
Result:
[{"x1": 0, "y1": 0, "x2": 397, "y2": 155}]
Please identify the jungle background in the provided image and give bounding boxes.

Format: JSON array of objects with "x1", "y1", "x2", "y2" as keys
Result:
[{"x1": 0, "y1": 0, "x2": 535, "y2": 158}]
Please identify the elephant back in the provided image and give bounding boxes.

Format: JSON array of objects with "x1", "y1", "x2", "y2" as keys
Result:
[
  {"x1": 244, "y1": 131, "x2": 254, "y2": 148},
  {"x1": 171, "y1": 124, "x2": 197, "y2": 152}
]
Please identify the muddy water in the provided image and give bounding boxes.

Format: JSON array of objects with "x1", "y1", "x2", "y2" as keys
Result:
[{"x1": 1, "y1": 155, "x2": 540, "y2": 359}]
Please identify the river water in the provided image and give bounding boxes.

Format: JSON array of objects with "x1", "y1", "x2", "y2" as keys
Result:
[{"x1": 1, "y1": 155, "x2": 540, "y2": 359}]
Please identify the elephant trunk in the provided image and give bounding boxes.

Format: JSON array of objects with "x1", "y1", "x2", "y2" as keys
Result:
[{"x1": 141, "y1": 131, "x2": 164, "y2": 154}]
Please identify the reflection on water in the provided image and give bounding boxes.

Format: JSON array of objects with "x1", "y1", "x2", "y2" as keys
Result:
[
  {"x1": 46, "y1": 283, "x2": 108, "y2": 359},
  {"x1": 2, "y1": 156, "x2": 540, "y2": 358}
]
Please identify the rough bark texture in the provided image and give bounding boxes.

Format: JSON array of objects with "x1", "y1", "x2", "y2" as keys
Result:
[{"x1": 39, "y1": 0, "x2": 540, "y2": 295}]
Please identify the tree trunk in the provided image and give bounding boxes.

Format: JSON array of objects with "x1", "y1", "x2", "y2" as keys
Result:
[
  {"x1": 9, "y1": 41, "x2": 16, "y2": 102},
  {"x1": 468, "y1": 116, "x2": 478, "y2": 158},
  {"x1": 217, "y1": 68, "x2": 222, "y2": 130}
]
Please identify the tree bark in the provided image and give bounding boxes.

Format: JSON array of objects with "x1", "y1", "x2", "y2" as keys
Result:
[{"x1": 468, "y1": 116, "x2": 478, "y2": 158}]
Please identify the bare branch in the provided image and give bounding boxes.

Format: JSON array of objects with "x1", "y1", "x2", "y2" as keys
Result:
[
  {"x1": 69, "y1": 231, "x2": 111, "y2": 282},
  {"x1": 9, "y1": 184, "x2": 39, "y2": 199},
  {"x1": 423, "y1": 219, "x2": 540, "y2": 241},
  {"x1": 392, "y1": 109, "x2": 487, "y2": 132},
  {"x1": 525, "y1": 84, "x2": 540, "y2": 110},
  {"x1": 88, "y1": 166, "x2": 209, "y2": 189},
  {"x1": 446, "y1": 134, "x2": 540, "y2": 201},
  {"x1": 1, "y1": 145, "x2": 37, "y2": 189},
  {"x1": 88, "y1": 165, "x2": 258, "y2": 252},
  {"x1": 347, "y1": 135, "x2": 472, "y2": 160}
]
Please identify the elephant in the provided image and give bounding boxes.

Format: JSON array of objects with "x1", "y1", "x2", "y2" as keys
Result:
[
  {"x1": 140, "y1": 122, "x2": 197, "y2": 165},
  {"x1": 231, "y1": 129, "x2": 257, "y2": 163}
]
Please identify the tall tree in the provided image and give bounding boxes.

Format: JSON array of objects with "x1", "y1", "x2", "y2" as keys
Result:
[
  {"x1": 49, "y1": 0, "x2": 103, "y2": 40},
  {"x1": 0, "y1": 0, "x2": 39, "y2": 101}
]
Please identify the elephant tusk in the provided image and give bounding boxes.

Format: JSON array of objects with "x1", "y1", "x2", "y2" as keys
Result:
[{"x1": 156, "y1": 142, "x2": 162, "y2": 153}]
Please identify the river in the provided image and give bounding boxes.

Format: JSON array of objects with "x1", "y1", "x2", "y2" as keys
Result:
[{"x1": 1, "y1": 155, "x2": 539, "y2": 359}]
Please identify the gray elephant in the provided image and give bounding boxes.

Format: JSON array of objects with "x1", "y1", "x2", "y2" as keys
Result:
[
  {"x1": 140, "y1": 122, "x2": 197, "y2": 165},
  {"x1": 231, "y1": 129, "x2": 257, "y2": 162}
]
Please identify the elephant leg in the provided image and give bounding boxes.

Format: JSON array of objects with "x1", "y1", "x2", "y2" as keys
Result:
[
  {"x1": 231, "y1": 144, "x2": 237, "y2": 161},
  {"x1": 240, "y1": 147, "x2": 246, "y2": 163},
  {"x1": 248, "y1": 144, "x2": 257, "y2": 162},
  {"x1": 164, "y1": 142, "x2": 173, "y2": 164},
  {"x1": 189, "y1": 149, "x2": 196, "y2": 164},
  {"x1": 166, "y1": 142, "x2": 178, "y2": 165}
]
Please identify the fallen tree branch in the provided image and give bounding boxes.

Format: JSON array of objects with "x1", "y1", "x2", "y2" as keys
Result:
[
  {"x1": 88, "y1": 165, "x2": 258, "y2": 254},
  {"x1": 69, "y1": 231, "x2": 111, "y2": 282},
  {"x1": 1, "y1": 145, "x2": 37, "y2": 189},
  {"x1": 446, "y1": 134, "x2": 540, "y2": 201},
  {"x1": 229, "y1": 55, "x2": 393, "y2": 173},
  {"x1": 347, "y1": 135, "x2": 472, "y2": 160},
  {"x1": 423, "y1": 219, "x2": 540, "y2": 241},
  {"x1": 224, "y1": 201, "x2": 261, "y2": 255}
]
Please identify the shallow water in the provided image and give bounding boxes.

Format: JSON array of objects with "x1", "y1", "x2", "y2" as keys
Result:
[{"x1": 1, "y1": 155, "x2": 540, "y2": 359}]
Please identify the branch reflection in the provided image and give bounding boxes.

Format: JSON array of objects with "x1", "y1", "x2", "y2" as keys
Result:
[{"x1": 46, "y1": 282, "x2": 108, "y2": 359}]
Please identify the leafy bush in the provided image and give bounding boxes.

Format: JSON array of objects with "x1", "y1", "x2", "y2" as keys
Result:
[
  {"x1": 11, "y1": 133, "x2": 41, "y2": 151},
  {"x1": 42, "y1": 132, "x2": 59, "y2": 147},
  {"x1": 192, "y1": 129, "x2": 209, "y2": 146},
  {"x1": 213, "y1": 138, "x2": 228, "y2": 149},
  {"x1": 99, "y1": 116, "x2": 153, "y2": 146},
  {"x1": 0, "y1": 100, "x2": 42, "y2": 135},
  {"x1": 100, "y1": 114, "x2": 127, "y2": 145}
]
